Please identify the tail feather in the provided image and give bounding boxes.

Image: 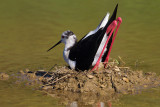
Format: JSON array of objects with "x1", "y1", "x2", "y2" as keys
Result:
[{"x1": 102, "y1": 4, "x2": 118, "y2": 62}]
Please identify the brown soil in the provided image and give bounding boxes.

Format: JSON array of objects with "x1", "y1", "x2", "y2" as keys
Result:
[
  {"x1": 0, "y1": 73, "x2": 9, "y2": 80},
  {"x1": 16, "y1": 63, "x2": 160, "y2": 105},
  {"x1": 19, "y1": 65, "x2": 160, "y2": 93}
]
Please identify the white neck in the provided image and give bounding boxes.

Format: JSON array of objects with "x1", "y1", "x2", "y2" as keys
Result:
[
  {"x1": 64, "y1": 37, "x2": 76, "y2": 51},
  {"x1": 63, "y1": 37, "x2": 76, "y2": 69}
]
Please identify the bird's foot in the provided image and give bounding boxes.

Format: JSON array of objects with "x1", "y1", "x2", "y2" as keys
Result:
[{"x1": 90, "y1": 62, "x2": 100, "y2": 72}]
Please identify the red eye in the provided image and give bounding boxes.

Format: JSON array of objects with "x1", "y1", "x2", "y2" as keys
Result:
[{"x1": 62, "y1": 36, "x2": 64, "y2": 38}]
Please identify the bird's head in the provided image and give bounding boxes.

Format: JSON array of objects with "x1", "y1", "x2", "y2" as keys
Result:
[
  {"x1": 61, "y1": 30, "x2": 77, "y2": 44},
  {"x1": 47, "y1": 30, "x2": 77, "y2": 52}
]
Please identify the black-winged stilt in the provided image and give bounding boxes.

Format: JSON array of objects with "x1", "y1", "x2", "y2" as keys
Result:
[{"x1": 47, "y1": 4, "x2": 122, "y2": 71}]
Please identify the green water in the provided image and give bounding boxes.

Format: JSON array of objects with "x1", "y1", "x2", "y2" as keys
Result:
[
  {"x1": 0, "y1": 0, "x2": 160, "y2": 106},
  {"x1": 0, "y1": 80, "x2": 63, "y2": 107}
]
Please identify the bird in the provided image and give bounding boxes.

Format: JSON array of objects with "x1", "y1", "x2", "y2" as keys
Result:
[{"x1": 47, "y1": 4, "x2": 122, "y2": 71}]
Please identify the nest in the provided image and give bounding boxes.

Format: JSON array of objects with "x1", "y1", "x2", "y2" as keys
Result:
[
  {"x1": 19, "y1": 62, "x2": 160, "y2": 96},
  {"x1": 14, "y1": 60, "x2": 160, "y2": 105}
]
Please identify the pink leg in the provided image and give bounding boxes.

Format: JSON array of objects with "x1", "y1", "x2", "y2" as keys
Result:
[
  {"x1": 107, "y1": 101, "x2": 112, "y2": 107},
  {"x1": 91, "y1": 20, "x2": 118, "y2": 72},
  {"x1": 104, "y1": 17, "x2": 122, "y2": 68}
]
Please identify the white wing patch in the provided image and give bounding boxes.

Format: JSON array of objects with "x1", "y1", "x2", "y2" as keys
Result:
[
  {"x1": 99, "y1": 13, "x2": 110, "y2": 28},
  {"x1": 82, "y1": 13, "x2": 110, "y2": 40},
  {"x1": 92, "y1": 33, "x2": 108, "y2": 66}
]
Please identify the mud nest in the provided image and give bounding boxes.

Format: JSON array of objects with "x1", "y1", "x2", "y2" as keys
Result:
[{"x1": 18, "y1": 62, "x2": 160, "y2": 97}]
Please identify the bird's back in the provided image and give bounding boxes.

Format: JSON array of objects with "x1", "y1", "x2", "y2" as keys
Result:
[{"x1": 69, "y1": 4, "x2": 118, "y2": 71}]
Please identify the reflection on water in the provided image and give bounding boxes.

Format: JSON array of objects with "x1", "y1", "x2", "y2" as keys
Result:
[
  {"x1": 67, "y1": 101, "x2": 78, "y2": 107},
  {"x1": 42, "y1": 89, "x2": 117, "y2": 107},
  {"x1": 66, "y1": 101, "x2": 111, "y2": 107}
]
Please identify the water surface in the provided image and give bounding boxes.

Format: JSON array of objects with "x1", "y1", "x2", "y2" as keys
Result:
[{"x1": 0, "y1": 0, "x2": 160, "y2": 107}]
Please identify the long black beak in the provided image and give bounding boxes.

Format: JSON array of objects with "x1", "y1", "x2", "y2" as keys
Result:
[{"x1": 47, "y1": 40, "x2": 61, "y2": 52}]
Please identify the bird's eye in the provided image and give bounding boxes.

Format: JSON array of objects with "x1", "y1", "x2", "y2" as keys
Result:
[{"x1": 62, "y1": 36, "x2": 65, "y2": 38}]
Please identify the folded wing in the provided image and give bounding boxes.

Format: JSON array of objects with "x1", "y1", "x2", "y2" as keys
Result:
[{"x1": 69, "y1": 4, "x2": 118, "y2": 71}]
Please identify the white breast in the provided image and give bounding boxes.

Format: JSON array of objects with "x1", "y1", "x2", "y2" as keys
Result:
[{"x1": 63, "y1": 50, "x2": 76, "y2": 69}]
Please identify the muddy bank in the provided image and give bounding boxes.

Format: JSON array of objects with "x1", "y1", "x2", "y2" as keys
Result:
[
  {"x1": 0, "y1": 73, "x2": 9, "y2": 80},
  {"x1": 18, "y1": 64, "x2": 160, "y2": 95},
  {"x1": 9, "y1": 63, "x2": 160, "y2": 105}
]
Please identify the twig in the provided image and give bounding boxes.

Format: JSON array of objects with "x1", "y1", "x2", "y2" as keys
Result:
[
  {"x1": 42, "y1": 74, "x2": 71, "y2": 86},
  {"x1": 118, "y1": 56, "x2": 126, "y2": 64},
  {"x1": 42, "y1": 64, "x2": 57, "y2": 78},
  {"x1": 118, "y1": 67, "x2": 130, "y2": 69},
  {"x1": 110, "y1": 73, "x2": 117, "y2": 92}
]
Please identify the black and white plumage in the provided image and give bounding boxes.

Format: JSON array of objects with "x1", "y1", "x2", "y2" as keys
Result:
[{"x1": 47, "y1": 4, "x2": 121, "y2": 71}]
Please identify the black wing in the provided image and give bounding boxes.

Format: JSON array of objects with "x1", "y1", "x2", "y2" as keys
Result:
[
  {"x1": 69, "y1": 4, "x2": 118, "y2": 71},
  {"x1": 69, "y1": 28, "x2": 104, "y2": 71},
  {"x1": 102, "y1": 4, "x2": 118, "y2": 61}
]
